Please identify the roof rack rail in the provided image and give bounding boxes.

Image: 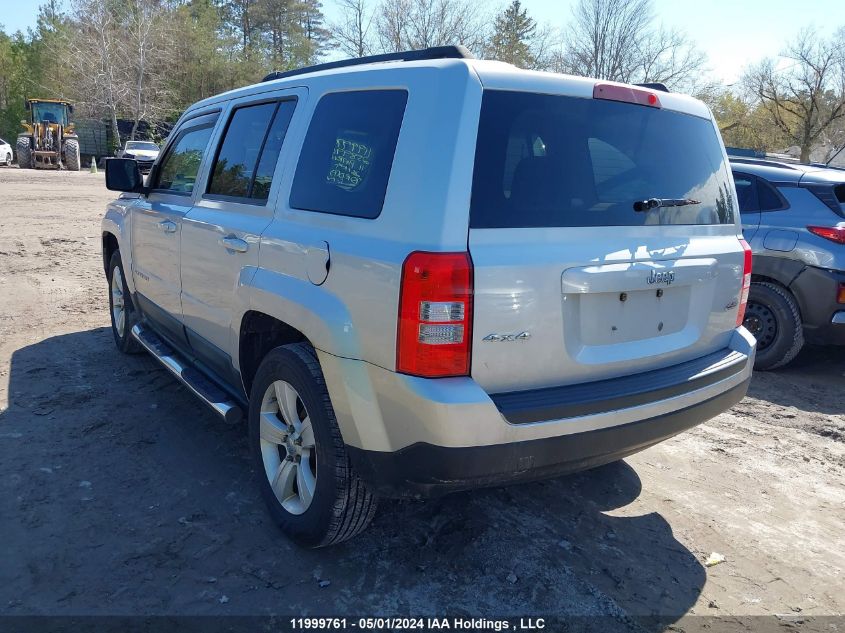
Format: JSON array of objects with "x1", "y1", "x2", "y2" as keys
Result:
[
  {"x1": 727, "y1": 157, "x2": 799, "y2": 170},
  {"x1": 636, "y1": 82, "x2": 669, "y2": 93},
  {"x1": 262, "y1": 45, "x2": 475, "y2": 82}
]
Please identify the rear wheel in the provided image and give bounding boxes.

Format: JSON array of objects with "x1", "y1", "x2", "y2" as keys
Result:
[
  {"x1": 248, "y1": 344, "x2": 377, "y2": 547},
  {"x1": 16, "y1": 137, "x2": 31, "y2": 168},
  {"x1": 64, "y1": 138, "x2": 81, "y2": 171},
  {"x1": 4, "y1": 153, "x2": 10, "y2": 166},
  {"x1": 744, "y1": 281, "x2": 803, "y2": 370}
]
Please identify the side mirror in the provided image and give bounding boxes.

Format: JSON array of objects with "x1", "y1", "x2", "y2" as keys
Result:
[{"x1": 105, "y1": 158, "x2": 146, "y2": 194}]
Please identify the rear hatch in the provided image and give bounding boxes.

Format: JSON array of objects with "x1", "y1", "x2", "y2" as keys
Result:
[{"x1": 469, "y1": 87, "x2": 745, "y2": 393}]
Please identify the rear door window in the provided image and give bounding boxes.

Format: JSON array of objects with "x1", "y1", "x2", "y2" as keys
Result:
[
  {"x1": 289, "y1": 90, "x2": 408, "y2": 219},
  {"x1": 207, "y1": 99, "x2": 297, "y2": 202},
  {"x1": 471, "y1": 91, "x2": 736, "y2": 228},
  {"x1": 757, "y1": 178, "x2": 787, "y2": 211},
  {"x1": 732, "y1": 173, "x2": 759, "y2": 214}
]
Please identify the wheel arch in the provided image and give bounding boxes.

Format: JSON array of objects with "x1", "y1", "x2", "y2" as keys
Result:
[
  {"x1": 238, "y1": 311, "x2": 309, "y2": 397},
  {"x1": 234, "y1": 269, "x2": 364, "y2": 397},
  {"x1": 102, "y1": 231, "x2": 120, "y2": 276},
  {"x1": 750, "y1": 254, "x2": 807, "y2": 319}
]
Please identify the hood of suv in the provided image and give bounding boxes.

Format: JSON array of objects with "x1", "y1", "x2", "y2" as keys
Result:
[{"x1": 125, "y1": 149, "x2": 159, "y2": 159}]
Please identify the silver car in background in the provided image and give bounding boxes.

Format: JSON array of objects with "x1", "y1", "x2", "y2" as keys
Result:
[{"x1": 116, "y1": 140, "x2": 160, "y2": 173}]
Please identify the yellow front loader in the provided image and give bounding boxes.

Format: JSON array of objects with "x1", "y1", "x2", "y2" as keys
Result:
[{"x1": 17, "y1": 99, "x2": 81, "y2": 171}]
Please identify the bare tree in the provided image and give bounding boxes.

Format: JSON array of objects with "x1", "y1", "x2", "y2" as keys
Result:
[
  {"x1": 375, "y1": 0, "x2": 486, "y2": 54},
  {"x1": 64, "y1": 0, "x2": 127, "y2": 149},
  {"x1": 559, "y1": 0, "x2": 708, "y2": 92},
  {"x1": 744, "y1": 26, "x2": 845, "y2": 163},
  {"x1": 562, "y1": 0, "x2": 650, "y2": 81},
  {"x1": 634, "y1": 25, "x2": 708, "y2": 92},
  {"x1": 330, "y1": 0, "x2": 375, "y2": 57},
  {"x1": 124, "y1": 0, "x2": 171, "y2": 140}
]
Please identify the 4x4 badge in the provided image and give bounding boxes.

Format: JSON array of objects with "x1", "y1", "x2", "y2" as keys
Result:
[{"x1": 483, "y1": 332, "x2": 531, "y2": 342}]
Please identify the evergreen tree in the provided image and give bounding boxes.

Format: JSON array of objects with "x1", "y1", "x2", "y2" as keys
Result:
[{"x1": 487, "y1": 0, "x2": 536, "y2": 69}]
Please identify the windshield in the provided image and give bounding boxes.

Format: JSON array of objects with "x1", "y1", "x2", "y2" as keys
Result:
[
  {"x1": 471, "y1": 91, "x2": 736, "y2": 228},
  {"x1": 31, "y1": 102, "x2": 68, "y2": 126},
  {"x1": 126, "y1": 141, "x2": 159, "y2": 151}
]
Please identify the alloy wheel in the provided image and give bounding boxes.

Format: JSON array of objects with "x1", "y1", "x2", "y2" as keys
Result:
[
  {"x1": 259, "y1": 380, "x2": 317, "y2": 515},
  {"x1": 111, "y1": 266, "x2": 126, "y2": 337}
]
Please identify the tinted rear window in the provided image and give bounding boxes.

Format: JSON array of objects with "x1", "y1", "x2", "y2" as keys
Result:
[
  {"x1": 471, "y1": 91, "x2": 736, "y2": 228},
  {"x1": 289, "y1": 90, "x2": 408, "y2": 219},
  {"x1": 757, "y1": 178, "x2": 786, "y2": 211}
]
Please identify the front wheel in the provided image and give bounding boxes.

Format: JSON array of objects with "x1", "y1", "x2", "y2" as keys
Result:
[
  {"x1": 248, "y1": 344, "x2": 377, "y2": 547},
  {"x1": 4, "y1": 153, "x2": 10, "y2": 166},
  {"x1": 16, "y1": 137, "x2": 31, "y2": 169},
  {"x1": 743, "y1": 281, "x2": 804, "y2": 370},
  {"x1": 64, "y1": 138, "x2": 81, "y2": 171},
  {"x1": 107, "y1": 251, "x2": 141, "y2": 354}
]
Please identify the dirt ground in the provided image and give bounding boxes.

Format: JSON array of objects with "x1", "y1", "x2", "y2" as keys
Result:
[{"x1": 1, "y1": 168, "x2": 844, "y2": 627}]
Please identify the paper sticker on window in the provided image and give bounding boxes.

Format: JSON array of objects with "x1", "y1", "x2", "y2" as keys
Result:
[{"x1": 327, "y1": 133, "x2": 372, "y2": 191}]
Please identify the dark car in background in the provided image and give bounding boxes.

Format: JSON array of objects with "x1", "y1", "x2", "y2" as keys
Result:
[{"x1": 730, "y1": 157, "x2": 845, "y2": 369}]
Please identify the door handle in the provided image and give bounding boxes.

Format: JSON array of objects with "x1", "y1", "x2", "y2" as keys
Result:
[
  {"x1": 219, "y1": 236, "x2": 249, "y2": 253},
  {"x1": 158, "y1": 220, "x2": 177, "y2": 233}
]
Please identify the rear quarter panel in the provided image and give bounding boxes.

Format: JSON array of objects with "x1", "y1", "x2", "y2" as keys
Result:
[{"x1": 252, "y1": 62, "x2": 483, "y2": 370}]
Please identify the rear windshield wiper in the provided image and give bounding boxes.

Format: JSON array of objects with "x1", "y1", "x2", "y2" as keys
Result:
[{"x1": 633, "y1": 198, "x2": 701, "y2": 212}]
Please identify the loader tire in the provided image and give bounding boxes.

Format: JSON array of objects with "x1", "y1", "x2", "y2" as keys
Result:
[
  {"x1": 16, "y1": 137, "x2": 31, "y2": 169},
  {"x1": 64, "y1": 139, "x2": 81, "y2": 171}
]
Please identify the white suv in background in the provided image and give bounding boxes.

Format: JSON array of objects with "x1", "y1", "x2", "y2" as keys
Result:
[
  {"x1": 101, "y1": 46, "x2": 756, "y2": 547},
  {"x1": 0, "y1": 138, "x2": 13, "y2": 166}
]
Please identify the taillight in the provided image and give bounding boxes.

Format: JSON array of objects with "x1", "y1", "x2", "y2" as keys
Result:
[
  {"x1": 837, "y1": 283, "x2": 845, "y2": 305},
  {"x1": 397, "y1": 252, "x2": 473, "y2": 377},
  {"x1": 593, "y1": 83, "x2": 661, "y2": 108},
  {"x1": 736, "y1": 239, "x2": 753, "y2": 327},
  {"x1": 807, "y1": 225, "x2": 845, "y2": 245}
]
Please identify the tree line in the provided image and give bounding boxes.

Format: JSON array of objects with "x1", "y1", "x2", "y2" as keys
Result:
[{"x1": 0, "y1": 0, "x2": 843, "y2": 162}]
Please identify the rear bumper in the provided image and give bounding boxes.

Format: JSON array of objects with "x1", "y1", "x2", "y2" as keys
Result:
[
  {"x1": 790, "y1": 266, "x2": 845, "y2": 345},
  {"x1": 348, "y1": 377, "x2": 750, "y2": 498},
  {"x1": 320, "y1": 328, "x2": 756, "y2": 498}
]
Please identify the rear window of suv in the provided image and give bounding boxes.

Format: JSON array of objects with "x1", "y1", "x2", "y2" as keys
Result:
[
  {"x1": 471, "y1": 90, "x2": 736, "y2": 228},
  {"x1": 290, "y1": 90, "x2": 408, "y2": 219}
]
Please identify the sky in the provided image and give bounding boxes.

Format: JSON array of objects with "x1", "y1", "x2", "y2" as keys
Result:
[{"x1": 1, "y1": 0, "x2": 842, "y2": 84}]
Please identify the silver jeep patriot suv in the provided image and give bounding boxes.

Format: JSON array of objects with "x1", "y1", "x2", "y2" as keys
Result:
[{"x1": 101, "y1": 46, "x2": 756, "y2": 547}]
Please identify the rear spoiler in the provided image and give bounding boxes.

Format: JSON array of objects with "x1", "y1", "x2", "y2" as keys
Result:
[{"x1": 635, "y1": 83, "x2": 670, "y2": 93}]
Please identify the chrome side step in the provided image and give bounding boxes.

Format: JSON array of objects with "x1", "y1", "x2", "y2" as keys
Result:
[{"x1": 131, "y1": 324, "x2": 243, "y2": 425}]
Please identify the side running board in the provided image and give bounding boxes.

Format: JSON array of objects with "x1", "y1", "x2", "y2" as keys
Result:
[{"x1": 131, "y1": 324, "x2": 243, "y2": 425}]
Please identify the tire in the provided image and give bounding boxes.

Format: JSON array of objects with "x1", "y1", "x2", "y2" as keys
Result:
[
  {"x1": 4, "y1": 153, "x2": 10, "y2": 167},
  {"x1": 744, "y1": 281, "x2": 804, "y2": 370},
  {"x1": 248, "y1": 343, "x2": 377, "y2": 547},
  {"x1": 16, "y1": 137, "x2": 31, "y2": 169},
  {"x1": 107, "y1": 251, "x2": 142, "y2": 354},
  {"x1": 64, "y1": 138, "x2": 81, "y2": 171}
]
